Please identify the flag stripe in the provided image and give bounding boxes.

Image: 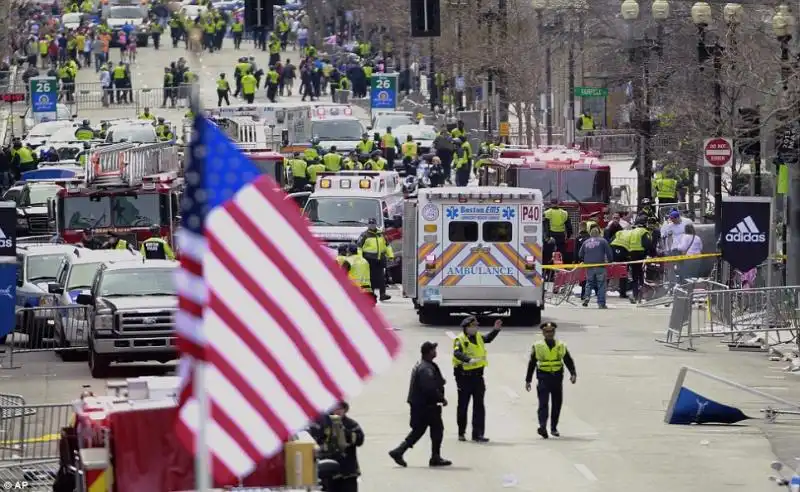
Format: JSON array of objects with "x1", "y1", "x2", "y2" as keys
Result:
[
  {"x1": 210, "y1": 398, "x2": 265, "y2": 463},
  {"x1": 222, "y1": 197, "x2": 373, "y2": 378},
  {"x1": 206, "y1": 233, "x2": 345, "y2": 401}
]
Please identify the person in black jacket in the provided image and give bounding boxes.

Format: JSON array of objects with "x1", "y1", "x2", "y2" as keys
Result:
[
  {"x1": 308, "y1": 401, "x2": 364, "y2": 492},
  {"x1": 388, "y1": 341, "x2": 452, "y2": 468}
]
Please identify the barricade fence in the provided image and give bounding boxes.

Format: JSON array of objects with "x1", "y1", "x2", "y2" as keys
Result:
[
  {"x1": 3, "y1": 305, "x2": 90, "y2": 369},
  {"x1": 0, "y1": 402, "x2": 73, "y2": 462},
  {"x1": 61, "y1": 82, "x2": 191, "y2": 113}
]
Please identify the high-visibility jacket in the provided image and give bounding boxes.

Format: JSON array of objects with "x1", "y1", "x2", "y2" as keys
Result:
[
  {"x1": 16, "y1": 147, "x2": 34, "y2": 164},
  {"x1": 156, "y1": 125, "x2": 173, "y2": 141},
  {"x1": 114, "y1": 239, "x2": 129, "y2": 250},
  {"x1": 544, "y1": 208, "x2": 568, "y2": 233},
  {"x1": 580, "y1": 114, "x2": 594, "y2": 131},
  {"x1": 401, "y1": 141, "x2": 417, "y2": 158},
  {"x1": 360, "y1": 233, "x2": 394, "y2": 261},
  {"x1": 610, "y1": 229, "x2": 631, "y2": 251},
  {"x1": 322, "y1": 153, "x2": 342, "y2": 172},
  {"x1": 533, "y1": 340, "x2": 567, "y2": 373},
  {"x1": 585, "y1": 220, "x2": 598, "y2": 233},
  {"x1": 452, "y1": 332, "x2": 487, "y2": 371},
  {"x1": 240, "y1": 74, "x2": 257, "y2": 95},
  {"x1": 346, "y1": 254, "x2": 371, "y2": 289},
  {"x1": 356, "y1": 140, "x2": 374, "y2": 153},
  {"x1": 655, "y1": 178, "x2": 677, "y2": 199},
  {"x1": 342, "y1": 157, "x2": 356, "y2": 170},
  {"x1": 289, "y1": 158, "x2": 307, "y2": 178},
  {"x1": 267, "y1": 70, "x2": 279, "y2": 84},
  {"x1": 381, "y1": 133, "x2": 395, "y2": 149},
  {"x1": 365, "y1": 158, "x2": 385, "y2": 171},
  {"x1": 139, "y1": 113, "x2": 155, "y2": 121},
  {"x1": 460, "y1": 141, "x2": 472, "y2": 159},
  {"x1": 140, "y1": 237, "x2": 176, "y2": 260},
  {"x1": 217, "y1": 78, "x2": 229, "y2": 91},
  {"x1": 74, "y1": 127, "x2": 94, "y2": 140},
  {"x1": 113, "y1": 65, "x2": 126, "y2": 80},
  {"x1": 451, "y1": 128, "x2": 466, "y2": 139},
  {"x1": 235, "y1": 62, "x2": 250, "y2": 76},
  {"x1": 628, "y1": 227, "x2": 650, "y2": 253},
  {"x1": 231, "y1": 22, "x2": 243, "y2": 33},
  {"x1": 306, "y1": 163, "x2": 326, "y2": 182},
  {"x1": 303, "y1": 148, "x2": 319, "y2": 162},
  {"x1": 362, "y1": 66, "x2": 373, "y2": 79}
]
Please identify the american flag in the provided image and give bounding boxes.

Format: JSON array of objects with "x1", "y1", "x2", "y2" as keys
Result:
[{"x1": 175, "y1": 115, "x2": 401, "y2": 484}]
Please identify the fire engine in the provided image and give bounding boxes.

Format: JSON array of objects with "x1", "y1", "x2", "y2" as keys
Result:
[
  {"x1": 48, "y1": 142, "x2": 182, "y2": 247},
  {"x1": 479, "y1": 146, "x2": 612, "y2": 254},
  {"x1": 61, "y1": 377, "x2": 323, "y2": 491}
]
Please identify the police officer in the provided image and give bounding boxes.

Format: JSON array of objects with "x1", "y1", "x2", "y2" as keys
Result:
[
  {"x1": 388, "y1": 341, "x2": 452, "y2": 468},
  {"x1": 453, "y1": 138, "x2": 471, "y2": 186},
  {"x1": 343, "y1": 243, "x2": 374, "y2": 303},
  {"x1": 654, "y1": 168, "x2": 678, "y2": 205},
  {"x1": 356, "y1": 133, "x2": 374, "y2": 154},
  {"x1": 155, "y1": 118, "x2": 174, "y2": 142},
  {"x1": 543, "y1": 199, "x2": 572, "y2": 267},
  {"x1": 381, "y1": 127, "x2": 399, "y2": 168},
  {"x1": 140, "y1": 225, "x2": 176, "y2": 260},
  {"x1": 241, "y1": 70, "x2": 257, "y2": 103},
  {"x1": 323, "y1": 146, "x2": 343, "y2": 172},
  {"x1": 609, "y1": 228, "x2": 632, "y2": 298},
  {"x1": 335, "y1": 244, "x2": 349, "y2": 266},
  {"x1": 627, "y1": 218, "x2": 652, "y2": 303},
  {"x1": 306, "y1": 158, "x2": 326, "y2": 186},
  {"x1": 307, "y1": 401, "x2": 364, "y2": 492},
  {"x1": 105, "y1": 232, "x2": 131, "y2": 251},
  {"x1": 289, "y1": 152, "x2": 309, "y2": 191},
  {"x1": 364, "y1": 150, "x2": 386, "y2": 171},
  {"x1": 524, "y1": 322, "x2": 577, "y2": 439},
  {"x1": 453, "y1": 316, "x2": 502, "y2": 442},
  {"x1": 74, "y1": 120, "x2": 95, "y2": 140},
  {"x1": 217, "y1": 73, "x2": 230, "y2": 107},
  {"x1": 401, "y1": 135, "x2": 417, "y2": 162},
  {"x1": 357, "y1": 219, "x2": 393, "y2": 301},
  {"x1": 10, "y1": 141, "x2": 37, "y2": 177}
]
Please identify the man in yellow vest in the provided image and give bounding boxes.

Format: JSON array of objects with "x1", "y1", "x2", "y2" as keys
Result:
[
  {"x1": 542, "y1": 199, "x2": 573, "y2": 268},
  {"x1": 524, "y1": 322, "x2": 577, "y2": 439},
  {"x1": 577, "y1": 111, "x2": 594, "y2": 135},
  {"x1": 609, "y1": 228, "x2": 632, "y2": 298},
  {"x1": 381, "y1": 128, "x2": 399, "y2": 170},
  {"x1": 452, "y1": 316, "x2": 502, "y2": 442},
  {"x1": 140, "y1": 225, "x2": 176, "y2": 260},
  {"x1": 356, "y1": 133, "x2": 374, "y2": 154},
  {"x1": 240, "y1": 71, "x2": 257, "y2": 103},
  {"x1": 288, "y1": 153, "x2": 309, "y2": 192},
  {"x1": 342, "y1": 243, "x2": 374, "y2": 304},
  {"x1": 106, "y1": 233, "x2": 131, "y2": 251},
  {"x1": 356, "y1": 218, "x2": 394, "y2": 301},
  {"x1": 323, "y1": 146, "x2": 342, "y2": 172},
  {"x1": 627, "y1": 219, "x2": 652, "y2": 304},
  {"x1": 654, "y1": 169, "x2": 678, "y2": 205},
  {"x1": 231, "y1": 19, "x2": 244, "y2": 49}
]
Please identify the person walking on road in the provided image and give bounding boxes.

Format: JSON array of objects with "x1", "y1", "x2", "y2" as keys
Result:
[
  {"x1": 577, "y1": 226, "x2": 614, "y2": 309},
  {"x1": 388, "y1": 341, "x2": 452, "y2": 468},
  {"x1": 525, "y1": 322, "x2": 577, "y2": 439},
  {"x1": 452, "y1": 316, "x2": 502, "y2": 442}
]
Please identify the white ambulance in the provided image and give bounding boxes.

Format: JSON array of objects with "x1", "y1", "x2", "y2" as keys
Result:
[
  {"x1": 294, "y1": 171, "x2": 406, "y2": 282},
  {"x1": 206, "y1": 103, "x2": 312, "y2": 148},
  {"x1": 402, "y1": 186, "x2": 545, "y2": 325},
  {"x1": 308, "y1": 104, "x2": 366, "y2": 153}
]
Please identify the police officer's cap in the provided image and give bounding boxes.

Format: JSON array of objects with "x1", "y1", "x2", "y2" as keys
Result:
[
  {"x1": 540, "y1": 322, "x2": 558, "y2": 331},
  {"x1": 420, "y1": 341, "x2": 438, "y2": 354},
  {"x1": 346, "y1": 243, "x2": 358, "y2": 254},
  {"x1": 337, "y1": 244, "x2": 348, "y2": 255},
  {"x1": 460, "y1": 315, "x2": 478, "y2": 328}
]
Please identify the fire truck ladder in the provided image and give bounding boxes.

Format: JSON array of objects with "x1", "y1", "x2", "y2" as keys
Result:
[{"x1": 87, "y1": 142, "x2": 182, "y2": 187}]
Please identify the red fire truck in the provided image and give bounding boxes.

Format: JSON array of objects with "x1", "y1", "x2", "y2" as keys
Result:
[
  {"x1": 479, "y1": 146, "x2": 612, "y2": 253},
  {"x1": 49, "y1": 142, "x2": 183, "y2": 247}
]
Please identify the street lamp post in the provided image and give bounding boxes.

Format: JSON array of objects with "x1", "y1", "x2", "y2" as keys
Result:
[
  {"x1": 566, "y1": 0, "x2": 588, "y2": 146},
  {"x1": 621, "y1": 0, "x2": 669, "y2": 205},
  {"x1": 533, "y1": 0, "x2": 553, "y2": 145}
]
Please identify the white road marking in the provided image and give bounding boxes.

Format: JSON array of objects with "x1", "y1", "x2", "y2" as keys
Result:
[
  {"x1": 445, "y1": 330, "x2": 457, "y2": 340},
  {"x1": 752, "y1": 386, "x2": 789, "y2": 391},
  {"x1": 500, "y1": 386, "x2": 519, "y2": 399},
  {"x1": 632, "y1": 355, "x2": 654, "y2": 360},
  {"x1": 574, "y1": 464, "x2": 598, "y2": 481},
  {"x1": 583, "y1": 325, "x2": 600, "y2": 330},
  {"x1": 764, "y1": 375, "x2": 786, "y2": 380}
]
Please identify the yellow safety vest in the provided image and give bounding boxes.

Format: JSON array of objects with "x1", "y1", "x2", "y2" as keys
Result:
[
  {"x1": 585, "y1": 220, "x2": 598, "y2": 233},
  {"x1": 401, "y1": 142, "x2": 417, "y2": 158},
  {"x1": 356, "y1": 140, "x2": 373, "y2": 153},
  {"x1": 241, "y1": 75, "x2": 257, "y2": 94},
  {"x1": 361, "y1": 234, "x2": 392, "y2": 259},
  {"x1": 322, "y1": 153, "x2": 342, "y2": 172},
  {"x1": 533, "y1": 340, "x2": 567, "y2": 373},
  {"x1": 580, "y1": 115, "x2": 594, "y2": 131},
  {"x1": 307, "y1": 163, "x2": 325, "y2": 182},
  {"x1": 628, "y1": 227, "x2": 650, "y2": 253},
  {"x1": 114, "y1": 239, "x2": 129, "y2": 250},
  {"x1": 544, "y1": 208, "x2": 568, "y2": 233},
  {"x1": 74, "y1": 128, "x2": 94, "y2": 140},
  {"x1": 113, "y1": 65, "x2": 126, "y2": 80},
  {"x1": 346, "y1": 255, "x2": 371, "y2": 289},
  {"x1": 656, "y1": 178, "x2": 677, "y2": 199},
  {"x1": 452, "y1": 333, "x2": 487, "y2": 371},
  {"x1": 610, "y1": 229, "x2": 631, "y2": 250},
  {"x1": 381, "y1": 133, "x2": 395, "y2": 149},
  {"x1": 289, "y1": 159, "x2": 307, "y2": 178},
  {"x1": 236, "y1": 62, "x2": 250, "y2": 75},
  {"x1": 16, "y1": 147, "x2": 34, "y2": 163},
  {"x1": 231, "y1": 22, "x2": 243, "y2": 32},
  {"x1": 217, "y1": 78, "x2": 229, "y2": 91}
]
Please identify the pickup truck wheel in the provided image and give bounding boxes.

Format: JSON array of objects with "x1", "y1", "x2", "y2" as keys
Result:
[{"x1": 88, "y1": 343, "x2": 110, "y2": 379}]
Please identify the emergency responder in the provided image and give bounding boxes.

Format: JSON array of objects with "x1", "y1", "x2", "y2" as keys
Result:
[
  {"x1": 105, "y1": 232, "x2": 131, "y2": 251},
  {"x1": 524, "y1": 322, "x2": 577, "y2": 439},
  {"x1": 289, "y1": 153, "x2": 309, "y2": 192},
  {"x1": 335, "y1": 244, "x2": 350, "y2": 266},
  {"x1": 577, "y1": 111, "x2": 594, "y2": 134},
  {"x1": 388, "y1": 341, "x2": 452, "y2": 468},
  {"x1": 234, "y1": 57, "x2": 250, "y2": 97},
  {"x1": 433, "y1": 127, "x2": 456, "y2": 183},
  {"x1": 627, "y1": 218, "x2": 652, "y2": 303},
  {"x1": 323, "y1": 146, "x2": 343, "y2": 172},
  {"x1": 636, "y1": 197, "x2": 658, "y2": 224},
  {"x1": 230, "y1": 18, "x2": 244, "y2": 49},
  {"x1": 155, "y1": 118, "x2": 174, "y2": 142},
  {"x1": 112, "y1": 61, "x2": 128, "y2": 104},
  {"x1": 307, "y1": 158, "x2": 326, "y2": 186},
  {"x1": 307, "y1": 401, "x2": 364, "y2": 492},
  {"x1": 11, "y1": 141, "x2": 37, "y2": 177},
  {"x1": 343, "y1": 243, "x2": 374, "y2": 302},
  {"x1": 543, "y1": 199, "x2": 573, "y2": 267},
  {"x1": 342, "y1": 151, "x2": 358, "y2": 170},
  {"x1": 140, "y1": 225, "x2": 176, "y2": 260},
  {"x1": 473, "y1": 153, "x2": 492, "y2": 184},
  {"x1": 381, "y1": 127, "x2": 399, "y2": 168},
  {"x1": 364, "y1": 150, "x2": 386, "y2": 171},
  {"x1": 450, "y1": 120, "x2": 466, "y2": 140},
  {"x1": 80, "y1": 229, "x2": 102, "y2": 249},
  {"x1": 150, "y1": 21, "x2": 164, "y2": 50},
  {"x1": 216, "y1": 73, "x2": 230, "y2": 107},
  {"x1": 356, "y1": 133, "x2": 374, "y2": 154},
  {"x1": 357, "y1": 218, "x2": 393, "y2": 301},
  {"x1": 401, "y1": 135, "x2": 418, "y2": 162},
  {"x1": 454, "y1": 138, "x2": 472, "y2": 186},
  {"x1": 169, "y1": 15, "x2": 183, "y2": 48},
  {"x1": 654, "y1": 168, "x2": 678, "y2": 205},
  {"x1": 609, "y1": 227, "x2": 632, "y2": 298},
  {"x1": 453, "y1": 316, "x2": 502, "y2": 442},
  {"x1": 162, "y1": 67, "x2": 176, "y2": 108},
  {"x1": 241, "y1": 70, "x2": 257, "y2": 103},
  {"x1": 266, "y1": 65, "x2": 280, "y2": 102},
  {"x1": 74, "y1": 120, "x2": 95, "y2": 140}
]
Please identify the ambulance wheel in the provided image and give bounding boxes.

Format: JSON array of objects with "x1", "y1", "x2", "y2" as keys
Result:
[
  {"x1": 88, "y1": 341, "x2": 111, "y2": 379},
  {"x1": 418, "y1": 306, "x2": 443, "y2": 325},
  {"x1": 510, "y1": 306, "x2": 541, "y2": 326},
  {"x1": 389, "y1": 265, "x2": 402, "y2": 284}
]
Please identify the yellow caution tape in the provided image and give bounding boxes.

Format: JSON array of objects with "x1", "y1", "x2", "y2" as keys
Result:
[
  {"x1": 542, "y1": 253, "x2": 721, "y2": 270},
  {"x1": 0, "y1": 433, "x2": 61, "y2": 445}
]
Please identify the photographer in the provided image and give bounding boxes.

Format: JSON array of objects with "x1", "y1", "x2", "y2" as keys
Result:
[{"x1": 308, "y1": 401, "x2": 364, "y2": 492}]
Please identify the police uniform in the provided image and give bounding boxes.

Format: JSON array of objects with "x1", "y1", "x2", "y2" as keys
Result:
[
  {"x1": 140, "y1": 236, "x2": 176, "y2": 260},
  {"x1": 381, "y1": 132, "x2": 398, "y2": 168},
  {"x1": 524, "y1": 322, "x2": 577, "y2": 439},
  {"x1": 357, "y1": 225, "x2": 394, "y2": 300},
  {"x1": 609, "y1": 229, "x2": 631, "y2": 297},
  {"x1": 452, "y1": 317, "x2": 501, "y2": 442},
  {"x1": 654, "y1": 174, "x2": 678, "y2": 205},
  {"x1": 627, "y1": 224, "x2": 652, "y2": 302},
  {"x1": 543, "y1": 205, "x2": 572, "y2": 267}
]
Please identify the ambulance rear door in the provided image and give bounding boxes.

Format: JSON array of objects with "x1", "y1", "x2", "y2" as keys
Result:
[
  {"x1": 476, "y1": 203, "x2": 521, "y2": 287},
  {"x1": 416, "y1": 196, "x2": 447, "y2": 304},
  {"x1": 519, "y1": 201, "x2": 544, "y2": 289}
]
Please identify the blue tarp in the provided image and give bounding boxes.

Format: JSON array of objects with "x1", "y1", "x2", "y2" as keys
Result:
[{"x1": 21, "y1": 167, "x2": 82, "y2": 181}]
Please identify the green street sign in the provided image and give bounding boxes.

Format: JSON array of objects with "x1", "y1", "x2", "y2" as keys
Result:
[{"x1": 574, "y1": 86, "x2": 608, "y2": 98}]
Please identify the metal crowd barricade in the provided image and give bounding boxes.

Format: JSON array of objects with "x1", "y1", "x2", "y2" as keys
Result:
[
  {"x1": 4, "y1": 305, "x2": 90, "y2": 369},
  {"x1": 0, "y1": 402, "x2": 73, "y2": 461},
  {"x1": 16, "y1": 236, "x2": 57, "y2": 246},
  {"x1": 69, "y1": 83, "x2": 189, "y2": 112},
  {"x1": 656, "y1": 284, "x2": 698, "y2": 350}
]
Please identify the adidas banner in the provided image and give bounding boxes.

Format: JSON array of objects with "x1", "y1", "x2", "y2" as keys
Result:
[{"x1": 721, "y1": 197, "x2": 771, "y2": 272}]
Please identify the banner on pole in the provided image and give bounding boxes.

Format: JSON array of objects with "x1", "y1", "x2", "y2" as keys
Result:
[{"x1": 720, "y1": 197, "x2": 771, "y2": 272}]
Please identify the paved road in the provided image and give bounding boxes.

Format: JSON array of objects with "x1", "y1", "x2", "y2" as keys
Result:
[{"x1": 4, "y1": 41, "x2": 798, "y2": 491}]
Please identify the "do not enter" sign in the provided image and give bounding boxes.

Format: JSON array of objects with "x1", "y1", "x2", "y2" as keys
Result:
[{"x1": 703, "y1": 137, "x2": 733, "y2": 168}]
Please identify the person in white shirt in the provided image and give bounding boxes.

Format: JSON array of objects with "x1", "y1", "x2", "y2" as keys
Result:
[
  {"x1": 674, "y1": 223, "x2": 703, "y2": 281},
  {"x1": 660, "y1": 210, "x2": 692, "y2": 252}
]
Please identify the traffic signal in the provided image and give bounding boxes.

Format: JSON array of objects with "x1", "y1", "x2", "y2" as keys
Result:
[
  {"x1": 245, "y1": 0, "x2": 274, "y2": 30},
  {"x1": 410, "y1": 0, "x2": 441, "y2": 37}
]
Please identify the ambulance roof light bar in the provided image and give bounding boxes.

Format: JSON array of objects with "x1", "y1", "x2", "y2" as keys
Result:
[{"x1": 429, "y1": 190, "x2": 535, "y2": 200}]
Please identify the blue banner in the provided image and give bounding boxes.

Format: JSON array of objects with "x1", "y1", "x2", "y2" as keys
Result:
[
  {"x1": 667, "y1": 386, "x2": 751, "y2": 425},
  {"x1": 0, "y1": 263, "x2": 17, "y2": 338}
]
